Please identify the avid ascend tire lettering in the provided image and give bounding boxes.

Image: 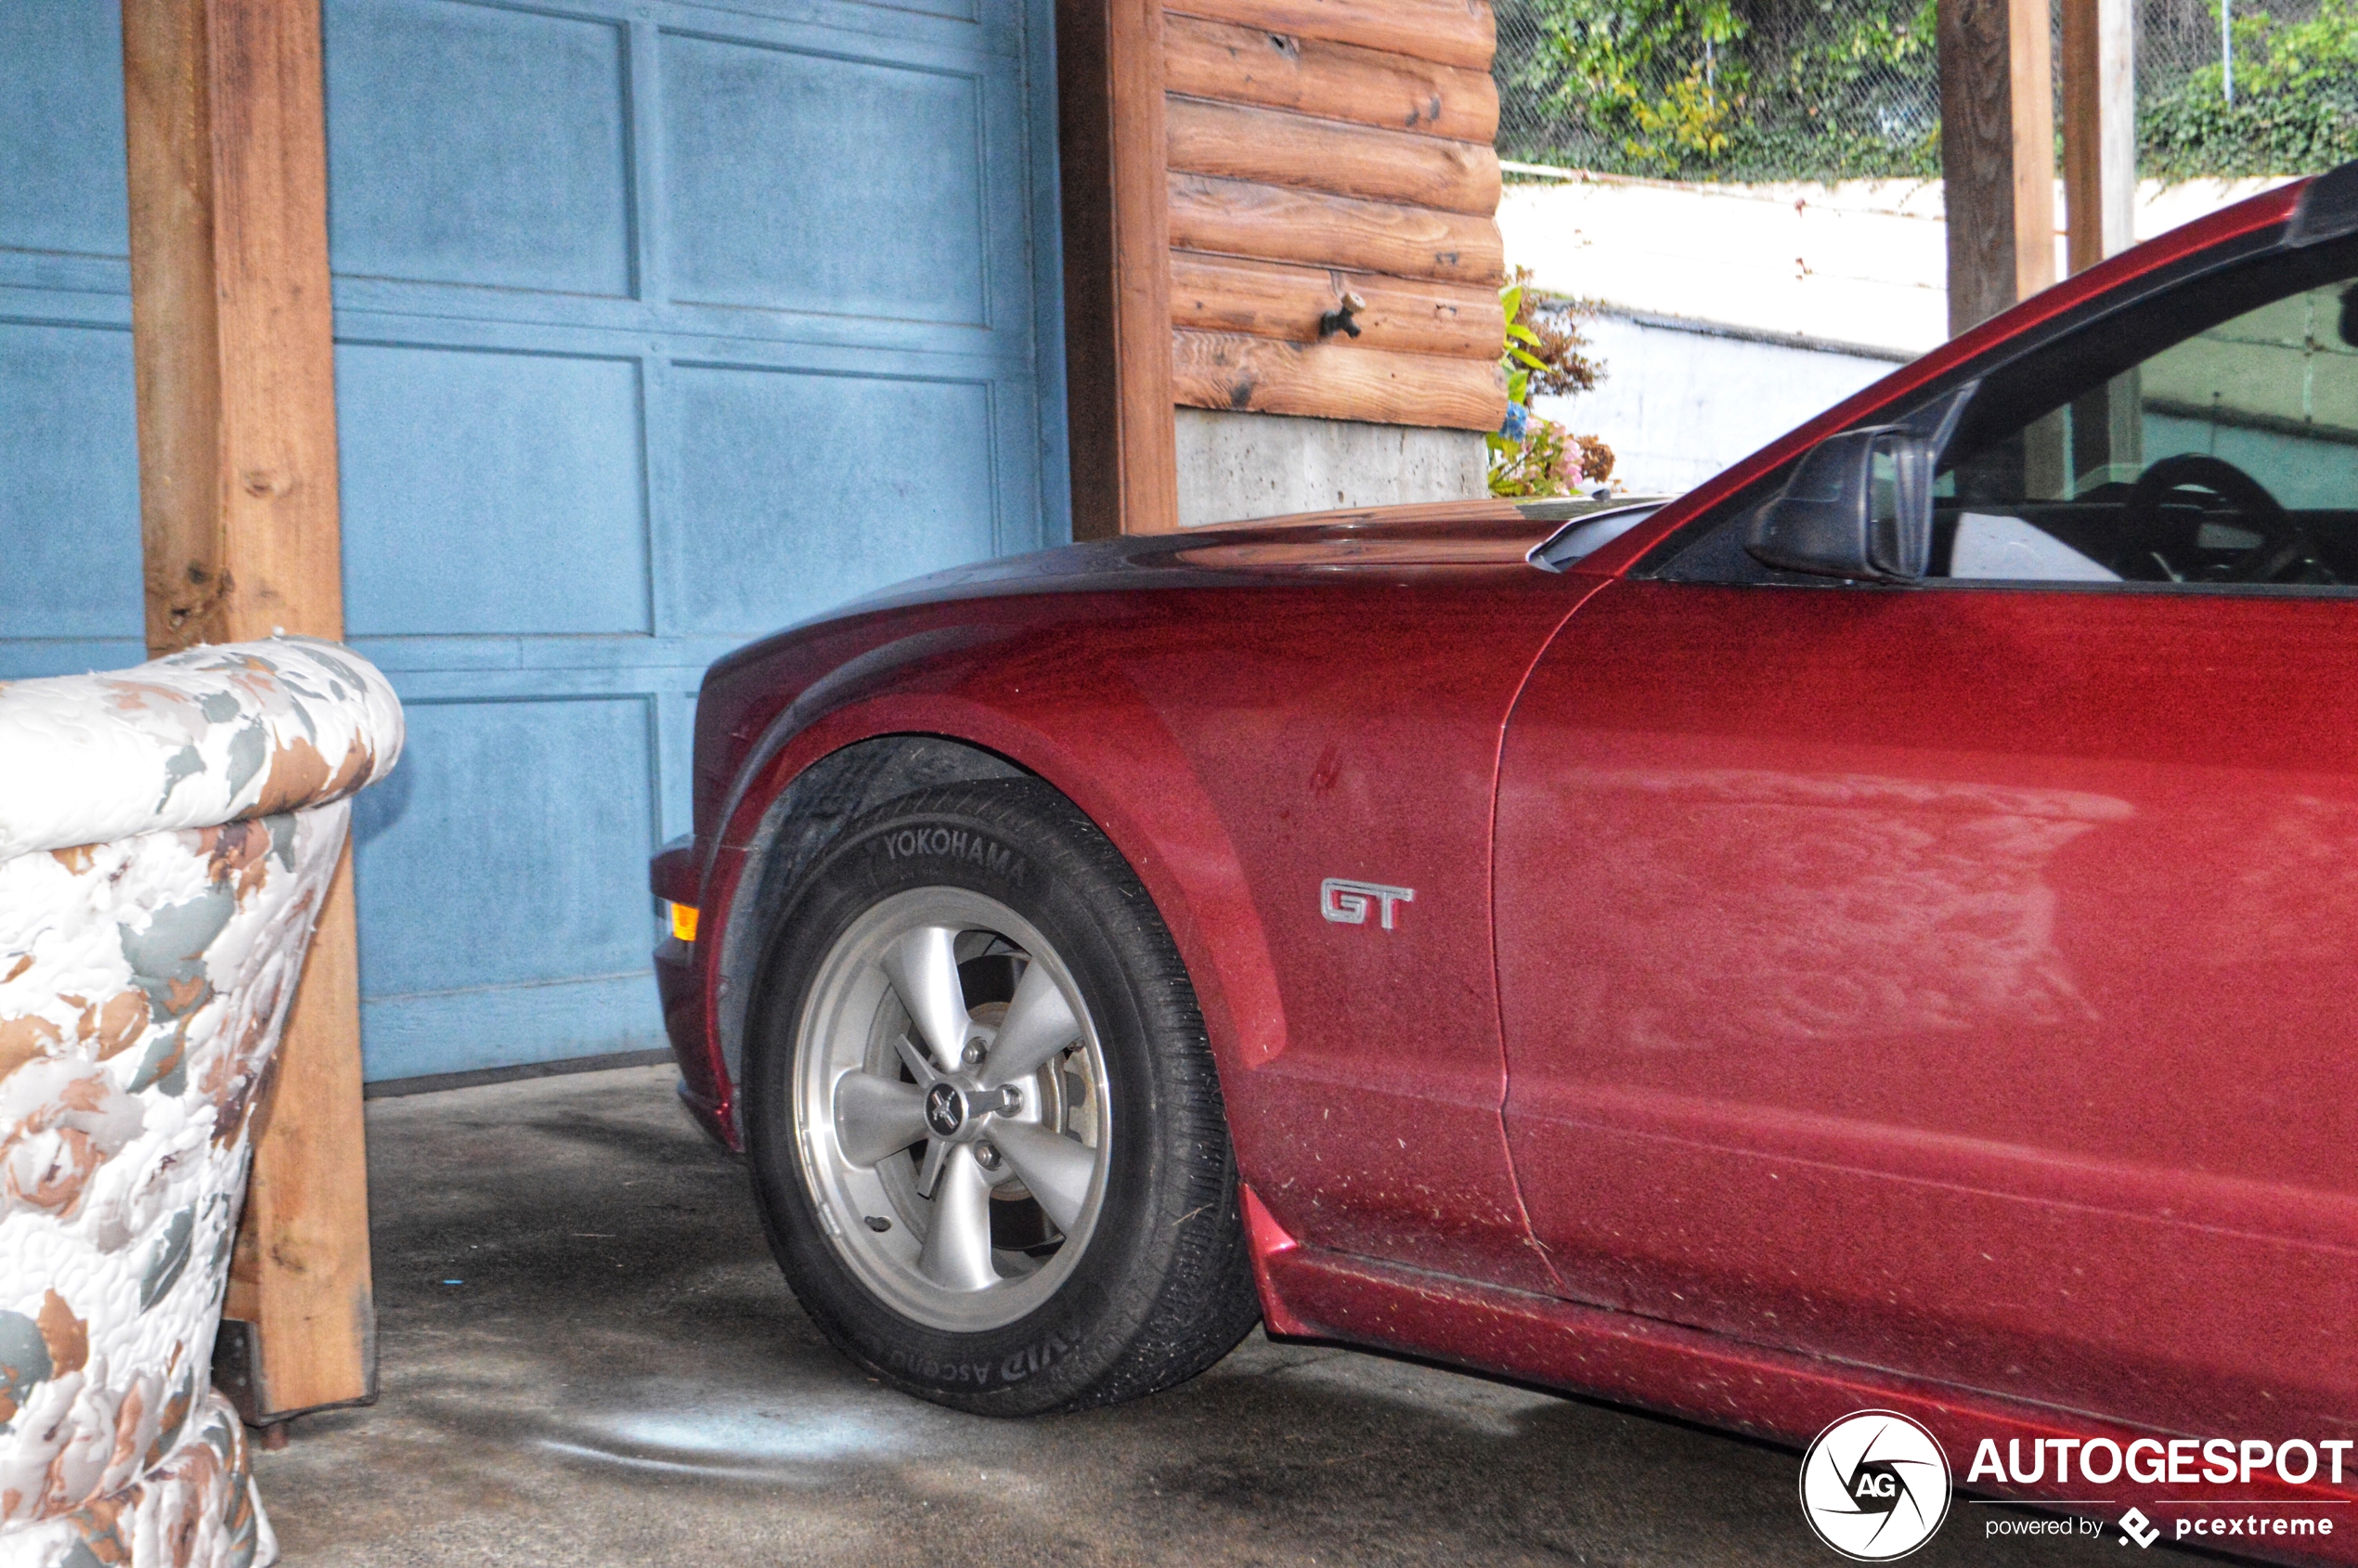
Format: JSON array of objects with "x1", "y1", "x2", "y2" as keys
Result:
[{"x1": 876, "y1": 1332, "x2": 1082, "y2": 1388}]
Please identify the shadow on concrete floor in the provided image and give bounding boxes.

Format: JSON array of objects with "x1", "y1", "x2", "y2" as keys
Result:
[{"x1": 251, "y1": 1065, "x2": 2131, "y2": 1566}]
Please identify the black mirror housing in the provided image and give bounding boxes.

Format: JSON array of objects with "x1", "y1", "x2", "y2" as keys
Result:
[{"x1": 1743, "y1": 427, "x2": 1935, "y2": 581}]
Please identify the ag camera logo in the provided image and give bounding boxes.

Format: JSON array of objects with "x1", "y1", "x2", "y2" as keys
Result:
[{"x1": 1800, "y1": 1410, "x2": 1952, "y2": 1561}]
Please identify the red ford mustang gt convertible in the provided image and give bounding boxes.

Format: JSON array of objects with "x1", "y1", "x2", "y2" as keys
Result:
[{"x1": 654, "y1": 163, "x2": 2358, "y2": 1540}]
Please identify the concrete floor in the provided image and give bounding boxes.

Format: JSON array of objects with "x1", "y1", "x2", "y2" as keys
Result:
[{"x1": 252, "y1": 1064, "x2": 2149, "y2": 1565}]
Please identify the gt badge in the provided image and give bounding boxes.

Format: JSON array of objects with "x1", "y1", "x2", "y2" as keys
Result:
[{"x1": 1320, "y1": 878, "x2": 1415, "y2": 930}]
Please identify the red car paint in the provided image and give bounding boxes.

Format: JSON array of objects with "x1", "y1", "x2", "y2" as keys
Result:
[{"x1": 655, "y1": 175, "x2": 2358, "y2": 1556}]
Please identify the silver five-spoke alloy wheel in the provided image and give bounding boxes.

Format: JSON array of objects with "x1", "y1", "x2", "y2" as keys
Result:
[{"x1": 793, "y1": 886, "x2": 1111, "y2": 1332}]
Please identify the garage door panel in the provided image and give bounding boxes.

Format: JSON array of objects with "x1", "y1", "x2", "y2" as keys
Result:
[
  {"x1": 325, "y1": 0, "x2": 635, "y2": 296},
  {"x1": 977, "y1": 369, "x2": 1047, "y2": 563},
  {"x1": 358, "y1": 972, "x2": 665, "y2": 1082},
  {"x1": 0, "y1": 320, "x2": 142, "y2": 641},
  {"x1": 337, "y1": 343, "x2": 652, "y2": 637},
  {"x1": 663, "y1": 363, "x2": 998, "y2": 633},
  {"x1": 658, "y1": 32, "x2": 987, "y2": 325},
  {"x1": 692, "y1": 0, "x2": 986, "y2": 30},
  {"x1": 0, "y1": 4, "x2": 127, "y2": 260},
  {"x1": 2, "y1": 0, "x2": 1061, "y2": 1080},
  {"x1": 321, "y1": 289, "x2": 1024, "y2": 359},
  {"x1": 351, "y1": 695, "x2": 661, "y2": 1004}
]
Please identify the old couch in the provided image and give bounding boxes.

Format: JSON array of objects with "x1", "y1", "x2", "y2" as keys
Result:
[{"x1": 0, "y1": 638, "x2": 402, "y2": 1567}]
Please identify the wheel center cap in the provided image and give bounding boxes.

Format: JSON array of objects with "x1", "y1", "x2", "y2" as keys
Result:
[{"x1": 924, "y1": 1082, "x2": 967, "y2": 1137}]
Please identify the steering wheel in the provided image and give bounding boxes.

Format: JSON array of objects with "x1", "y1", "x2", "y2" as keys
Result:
[{"x1": 2124, "y1": 452, "x2": 2308, "y2": 582}]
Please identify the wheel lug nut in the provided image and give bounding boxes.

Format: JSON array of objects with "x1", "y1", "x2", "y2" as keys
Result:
[
  {"x1": 962, "y1": 1042, "x2": 986, "y2": 1066},
  {"x1": 976, "y1": 1144, "x2": 1003, "y2": 1171}
]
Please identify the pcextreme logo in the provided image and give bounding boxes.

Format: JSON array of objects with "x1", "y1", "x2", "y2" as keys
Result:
[{"x1": 1799, "y1": 1411, "x2": 1953, "y2": 1561}]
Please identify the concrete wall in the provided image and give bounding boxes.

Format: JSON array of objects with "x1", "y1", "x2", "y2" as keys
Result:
[
  {"x1": 1497, "y1": 173, "x2": 2295, "y2": 365},
  {"x1": 1500, "y1": 172, "x2": 2299, "y2": 500},
  {"x1": 1536, "y1": 313, "x2": 1901, "y2": 496},
  {"x1": 1174, "y1": 408, "x2": 1489, "y2": 527}
]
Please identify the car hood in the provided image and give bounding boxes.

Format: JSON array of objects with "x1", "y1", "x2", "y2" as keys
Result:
[
  {"x1": 699, "y1": 494, "x2": 1666, "y2": 737},
  {"x1": 834, "y1": 496, "x2": 1655, "y2": 615},
  {"x1": 692, "y1": 493, "x2": 1665, "y2": 842}
]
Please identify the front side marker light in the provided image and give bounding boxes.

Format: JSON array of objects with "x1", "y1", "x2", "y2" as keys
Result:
[{"x1": 669, "y1": 902, "x2": 699, "y2": 943}]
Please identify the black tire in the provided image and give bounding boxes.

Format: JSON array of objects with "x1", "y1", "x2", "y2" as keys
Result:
[{"x1": 743, "y1": 777, "x2": 1260, "y2": 1415}]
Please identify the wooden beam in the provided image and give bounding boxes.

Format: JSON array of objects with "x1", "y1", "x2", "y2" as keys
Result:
[
  {"x1": 2061, "y1": 0, "x2": 2142, "y2": 488},
  {"x1": 1169, "y1": 174, "x2": 1505, "y2": 284},
  {"x1": 122, "y1": 0, "x2": 374, "y2": 1421},
  {"x1": 1111, "y1": 0, "x2": 1178, "y2": 535},
  {"x1": 219, "y1": 845, "x2": 371, "y2": 1416},
  {"x1": 1172, "y1": 328, "x2": 1507, "y2": 427},
  {"x1": 1937, "y1": 0, "x2": 2056, "y2": 334},
  {"x1": 1056, "y1": 0, "x2": 1121, "y2": 541},
  {"x1": 2061, "y1": 0, "x2": 2135, "y2": 274},
  {"x1": 124, "y1": 0, "x2": 343, "y2": 650},
  {"x1": 1171, "y1": 252, "x2": 1504, "y2": 356},
  {"x1": 1165, "y1": 0, "x2": 1494, "y2": 71},
  {"x1": 1167, "y1": 97, "x2": 1500, "y2": 215},
  {"x1": 1164, "y1": 15, "x2": 1499, "y2": 142},
  {"x1": 1062, "y1": 0, "x2": 1179, "y2": 536}
]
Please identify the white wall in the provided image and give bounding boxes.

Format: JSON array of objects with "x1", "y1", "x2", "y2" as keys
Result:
[
  {"x1": 1504, "y1": 171, "x2": 2303, "y2": 499},
  {"x1": 1538, "y1": 314, "x2": 1900, "y2": 496},
  {"x1": 1498, "y1": 172, "x2": 2296, "y2": 358}
]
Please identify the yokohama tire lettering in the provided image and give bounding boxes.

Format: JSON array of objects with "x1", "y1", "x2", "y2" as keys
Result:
[{"x1": 878, "y1": 826, "x2": 1019, "y2": 881}]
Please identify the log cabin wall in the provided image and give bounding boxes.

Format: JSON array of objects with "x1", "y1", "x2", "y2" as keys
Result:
[{"x1": 1161, "y1": 0, "x2": 1509, "y2": 434}]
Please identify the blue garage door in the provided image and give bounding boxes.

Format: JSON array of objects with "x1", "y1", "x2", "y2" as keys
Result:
[{"x1": 0, "y1": 0, "x2": 1067, "y2": 1080}]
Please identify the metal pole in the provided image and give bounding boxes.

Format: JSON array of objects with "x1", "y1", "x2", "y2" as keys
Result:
[{"x1": 2222, "y1": 0, "x2": 2235, "y2": 105}]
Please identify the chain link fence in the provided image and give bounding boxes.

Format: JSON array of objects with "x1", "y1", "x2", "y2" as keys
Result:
[{"x1": 1493, "y1": 0, "x2": 2358, "y2": 181}]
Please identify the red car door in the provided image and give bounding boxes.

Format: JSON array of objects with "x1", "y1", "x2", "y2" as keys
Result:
[{"x1": 1495, "y1": 230, "x2": 2358, "y2": 1436}]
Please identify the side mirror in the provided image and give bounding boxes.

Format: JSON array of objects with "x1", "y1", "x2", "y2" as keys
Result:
[{"x1": 1743, "y1": 427, "x2": 1935, "y2": 581}]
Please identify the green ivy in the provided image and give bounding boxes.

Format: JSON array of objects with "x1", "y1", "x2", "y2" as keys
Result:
[
  {"x1": 1496, "y1": 0, "x2": 1941, "y2": 180},
  {"x1": 2142, "y1": 0, "x2": 2358, "y2": 177},
  {"x1": 1498, "y1": 0, "x2": 2358, "y2": 181}
]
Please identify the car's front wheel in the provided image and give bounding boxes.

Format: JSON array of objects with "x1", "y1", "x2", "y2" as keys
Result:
[{"x1": 744, "y1": 778, "x2": 1259, "y2": 1414}]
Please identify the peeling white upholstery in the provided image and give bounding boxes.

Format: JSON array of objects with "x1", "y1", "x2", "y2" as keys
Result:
[{"x1": 0, "y1": 639, "x2": 404, "y2": 1568}]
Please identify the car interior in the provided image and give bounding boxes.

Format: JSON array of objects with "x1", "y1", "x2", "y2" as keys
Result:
[
  {"x1": 1656, "y1": 238, "x2": 2358, "y2": 590},
  {"x1": 1935, "y1": 278, "x2": 2358, "y2": 586}
]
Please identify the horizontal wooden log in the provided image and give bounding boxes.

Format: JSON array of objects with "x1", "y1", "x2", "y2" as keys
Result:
[
  {"x1": 1168, "y1": 174, "x2": 1505, "y2": 285},
  {"x1": 1166, "y1": 97, "x2": 1499, "y2": 215},
  {"x1": 1170, "y1": 252, "x2": 1502, "y2": 358},
  {"x1": 1164, "y1": 15, "x2": 1497, "y2": 142},
  {"x1": 1166, "y1": 0, "x2": 1493, "y2": 71},
  {"x1": 1173, "y1": 327, "x2": 1507, "y2": 429}
]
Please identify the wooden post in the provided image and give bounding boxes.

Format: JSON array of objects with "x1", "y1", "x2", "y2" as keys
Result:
[
  {"x1": 1056, "y1": 0, "x2": 1178, "y2": 538},
  {"x1": 122, "y1": 0, "x2": 375, "y2": 1423},
  {"x1": 1938, "y1": 0, "x2": 2057, "y2": 336},
  {"x1": 2062, "y1": 0, "x2": 2141, "y2": 488},
  {"x1": 2062, "y1": 0, "x2": 2136, "y2": 274}
]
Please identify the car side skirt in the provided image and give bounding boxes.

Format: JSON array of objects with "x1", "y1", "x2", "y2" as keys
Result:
[{"x1": 1241, "y1": 1185, "x2": 2358, "y2": 1562}]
